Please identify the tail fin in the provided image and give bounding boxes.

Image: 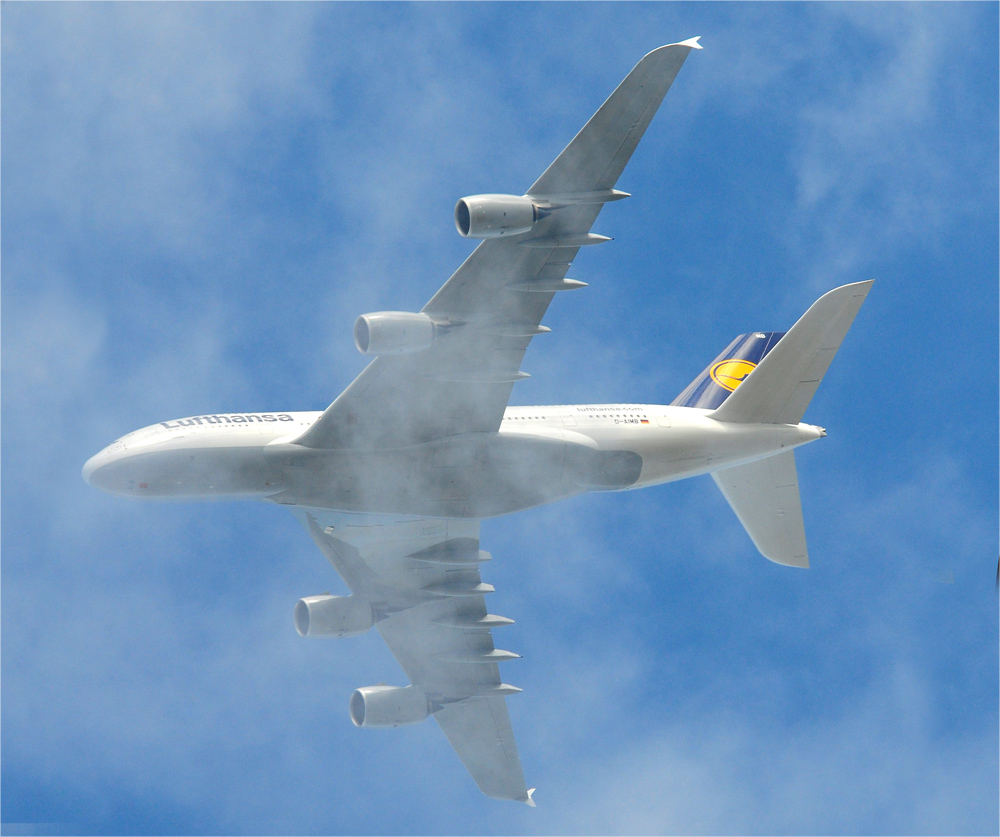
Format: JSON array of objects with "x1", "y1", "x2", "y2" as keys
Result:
[
  {"x1": 672, "y1": 331, "x2": 786, "y2": 410},
  {"x1": 712, "y1": 451, "x2": 808, "y2": 567},
  {"x1": 706, "y1": 281, "x2": 873, "y2": 567},
  {"x1": 712, "y1": 281, "x2": 873, "y2": 424}
]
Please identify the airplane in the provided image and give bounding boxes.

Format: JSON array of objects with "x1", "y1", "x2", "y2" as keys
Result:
[{"x1": 82, "y1": 38, "x2": 872, "y2": 805}]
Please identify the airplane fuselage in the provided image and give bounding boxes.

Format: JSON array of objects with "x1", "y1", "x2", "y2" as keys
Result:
[{"x1": 83, "y1": 405, "x2": 823, "y2": 518}]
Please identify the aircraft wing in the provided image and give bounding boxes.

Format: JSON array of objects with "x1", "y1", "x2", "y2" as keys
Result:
[
  {"x1": 291, "y1": 508, "x2": 534, "y2": 804},
  {"x1": 295, "y1": 39, "x2": 701, "y2": 450}
]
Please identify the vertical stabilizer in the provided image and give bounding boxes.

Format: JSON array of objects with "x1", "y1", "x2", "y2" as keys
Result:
[{"x1": 672, "y1": 331, "x2": 785, "y2": 410}]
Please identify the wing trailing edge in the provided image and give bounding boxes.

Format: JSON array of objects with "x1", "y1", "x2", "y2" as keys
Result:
[{"x1": 290, "y1": 509, "x2": 533, "y2": 802}]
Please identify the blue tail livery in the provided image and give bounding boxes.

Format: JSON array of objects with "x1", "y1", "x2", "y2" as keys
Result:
[{"x1": 672, "y1": 332, "x2": 785, "y2": 410}]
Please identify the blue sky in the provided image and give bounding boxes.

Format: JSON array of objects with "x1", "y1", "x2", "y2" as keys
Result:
[{"x1": 2, "y1": 3, "x2": 997, "y2": 834}]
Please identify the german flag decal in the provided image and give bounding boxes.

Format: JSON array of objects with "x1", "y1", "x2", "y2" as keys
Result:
[{"x1": 709, "y1": 359, "x2": 757, "y2": 392}]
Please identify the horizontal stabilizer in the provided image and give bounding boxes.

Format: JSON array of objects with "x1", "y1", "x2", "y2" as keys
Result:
[
  {"x1": 712, "y1": 281, "x2": 873, "y2": 424},
  {"x1": 711, "y1": 451, "x2": 808, "y2": 567}
]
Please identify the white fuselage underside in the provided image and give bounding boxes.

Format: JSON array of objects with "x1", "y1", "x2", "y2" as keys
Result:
[{"x1": 83, "y1": 404, "x2": 823, "y2": 518}]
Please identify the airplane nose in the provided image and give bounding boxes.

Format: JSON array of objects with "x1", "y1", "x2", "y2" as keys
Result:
[
  {"x1": 82, "y1": 452, "x2": 103, "y2": 487},
  {"x1": 82, "y1": 440, "x2": 126, "y2": 490},
  {"x1": 82, "y1": 451, "x2": 107, "y2": 488}
]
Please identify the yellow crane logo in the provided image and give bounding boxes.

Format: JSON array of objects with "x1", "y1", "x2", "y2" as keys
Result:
[{"x1": 709, "y1": 359, "x2": 757, "y2": 392}]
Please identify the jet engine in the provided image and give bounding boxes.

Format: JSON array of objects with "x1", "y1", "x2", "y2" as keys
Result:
[
  {"x1": 350, "y1": 685, "x2": 429, "y2": 728},
  {"x1": 294, "y1": 594, "x2": 374, "y2": 638},
  {"x1": 354, "y1": 311, "x2": 437, "y2": 356},
  {"x1": 454, "y1": 194, "x2": 540, "y2": 239}
]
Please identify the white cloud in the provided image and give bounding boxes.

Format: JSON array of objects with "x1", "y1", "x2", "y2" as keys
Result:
[
  {"x1": 542, "y1": 661, "x2": 995, "y2": 834},
  {"x1": 2, "y1": 273, "x2": 107, "y2": 408},
  {"x1": 2, "y1": 4, "x2": 323, "y2": 259},
  {"x1": 3, "y1": 4, "x2": 996, "y2": 833},
  {"x1": 782, "y1": 5, "x2": 991, "y2": 284}
]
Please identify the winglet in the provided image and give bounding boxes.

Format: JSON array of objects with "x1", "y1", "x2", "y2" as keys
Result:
[
  {"x1": 673, "y1": 36, "x2": 703, "y2": 50},
  {"x1": 525, "y1": 788, "x2": 537, "y2": 807}
]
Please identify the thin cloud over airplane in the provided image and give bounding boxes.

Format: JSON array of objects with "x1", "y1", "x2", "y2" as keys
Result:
[{"x1": 84, "y1": 38, "x2": 871, "y2": 804}]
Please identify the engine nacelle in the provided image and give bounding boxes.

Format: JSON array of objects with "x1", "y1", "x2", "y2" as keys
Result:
[
  {"x1": 349, "y1": 685, "x2": 429, "y2": 728},
  {"x1": 454, "y1": 194, "x2": 539, "y2": 239},
  {"x1": 354, "y1": 311, "x2": 437, "y2": 356},
  {"x1": 294, "y1": 594, "x2": 374, "y2": 638}
]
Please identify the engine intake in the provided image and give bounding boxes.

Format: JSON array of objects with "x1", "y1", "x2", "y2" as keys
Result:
[
  {"x1": 294, "y1": 594, "x2": 374, "y2": 638},
  {"x1": 455, "y1": 194, "x2": 539, "y2": 239},
  {"x1": 350, "y1": 685, "x2": 429, "y2": 728},
  {"x1": 354, "y1": 311, "x2": 436, "y2": 356}
]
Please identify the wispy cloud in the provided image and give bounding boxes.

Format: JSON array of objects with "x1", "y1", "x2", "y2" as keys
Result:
[
  {"x1": 3, "y1": 4, "x2": 996, "y2": 834},
  {"x1": 538, "y1": 661, "x2": 995, "y2": 835},
  {"x1": 783, "y1": 4, "x2": 996, "y2": 284}
]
